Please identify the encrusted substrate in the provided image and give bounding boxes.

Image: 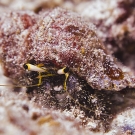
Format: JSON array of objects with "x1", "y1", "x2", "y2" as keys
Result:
[
  {"x1": 0, "y1": 4, "x2": 135, "y2": 135},
  {"x1": 1, "y1": 80, "x2": 135, "y2": 134},
  {"x1": 0, "y1": 0, "x2": 64, "y2": 11},
  {"x1": 106, "y1": 108, "x2": 135, "y2": 135},
  {"x1": 0, "y1": 89, "x2": 97, "y2": 135},
  {"x1": 76, "y1": 0, "x2": 135, "y2": 71},
  {"x1": 0, "y1": 8, "x2": 135, "y2": 91}
]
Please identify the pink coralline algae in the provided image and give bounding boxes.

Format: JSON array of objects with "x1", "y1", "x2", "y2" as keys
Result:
[{"x1": 0, "y1": 8, "x2": 135, "y2": 91}]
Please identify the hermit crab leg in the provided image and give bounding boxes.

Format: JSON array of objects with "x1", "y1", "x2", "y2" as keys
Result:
[
  {"x1": 57, "y1": 67, "x2": 69, "y2": 90},
  {"x1": 57, "y1": 67, "x2": 108, "y2": 116},
  {"x1": 23, "y1": 63, "x2": 55, "y2": 86},
  {"x1": 0, "y1": 63, "x2": 55, "y2": 87}
]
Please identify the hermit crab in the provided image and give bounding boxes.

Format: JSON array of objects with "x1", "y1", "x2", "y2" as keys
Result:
[
  {"x1": 0, "y1": 8, "x2": 135, "y2": 129},
  {"x1": 0, "y1": 8, "x2": 135, "y2": 91}
]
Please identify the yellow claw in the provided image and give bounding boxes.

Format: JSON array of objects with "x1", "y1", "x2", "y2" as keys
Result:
[
  {"x1": 36, "y1": 73, "x2": 55, "y2": 86},
  {"x1": 63, "y1": 73, "x2": 69, "y2": 90}
]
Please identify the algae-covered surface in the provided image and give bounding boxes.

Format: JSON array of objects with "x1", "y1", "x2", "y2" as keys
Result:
[{"x1": 0, "y1": 0, "x2": 135, "y2": 134}]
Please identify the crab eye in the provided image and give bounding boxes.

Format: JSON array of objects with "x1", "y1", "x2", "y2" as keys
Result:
[
  {"x1": 23, "y1": 64, "x2": 28, "y2": 69},
  {"x1": 64, "y1": 67, "x2": 69, "y2": 73},
  {"x1": 57, "y1": 67, "x2": 69, "y2": 75}
]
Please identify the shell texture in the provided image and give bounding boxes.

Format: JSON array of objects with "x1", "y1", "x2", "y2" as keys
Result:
[{"x1": 0, "y1": 8, "x2": 135, "y2": 91}]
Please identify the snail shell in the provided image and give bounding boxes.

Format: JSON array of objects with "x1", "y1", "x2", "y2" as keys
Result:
[{"x1": 0, "y1": 8, "x2": 135, "y2": 91}]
